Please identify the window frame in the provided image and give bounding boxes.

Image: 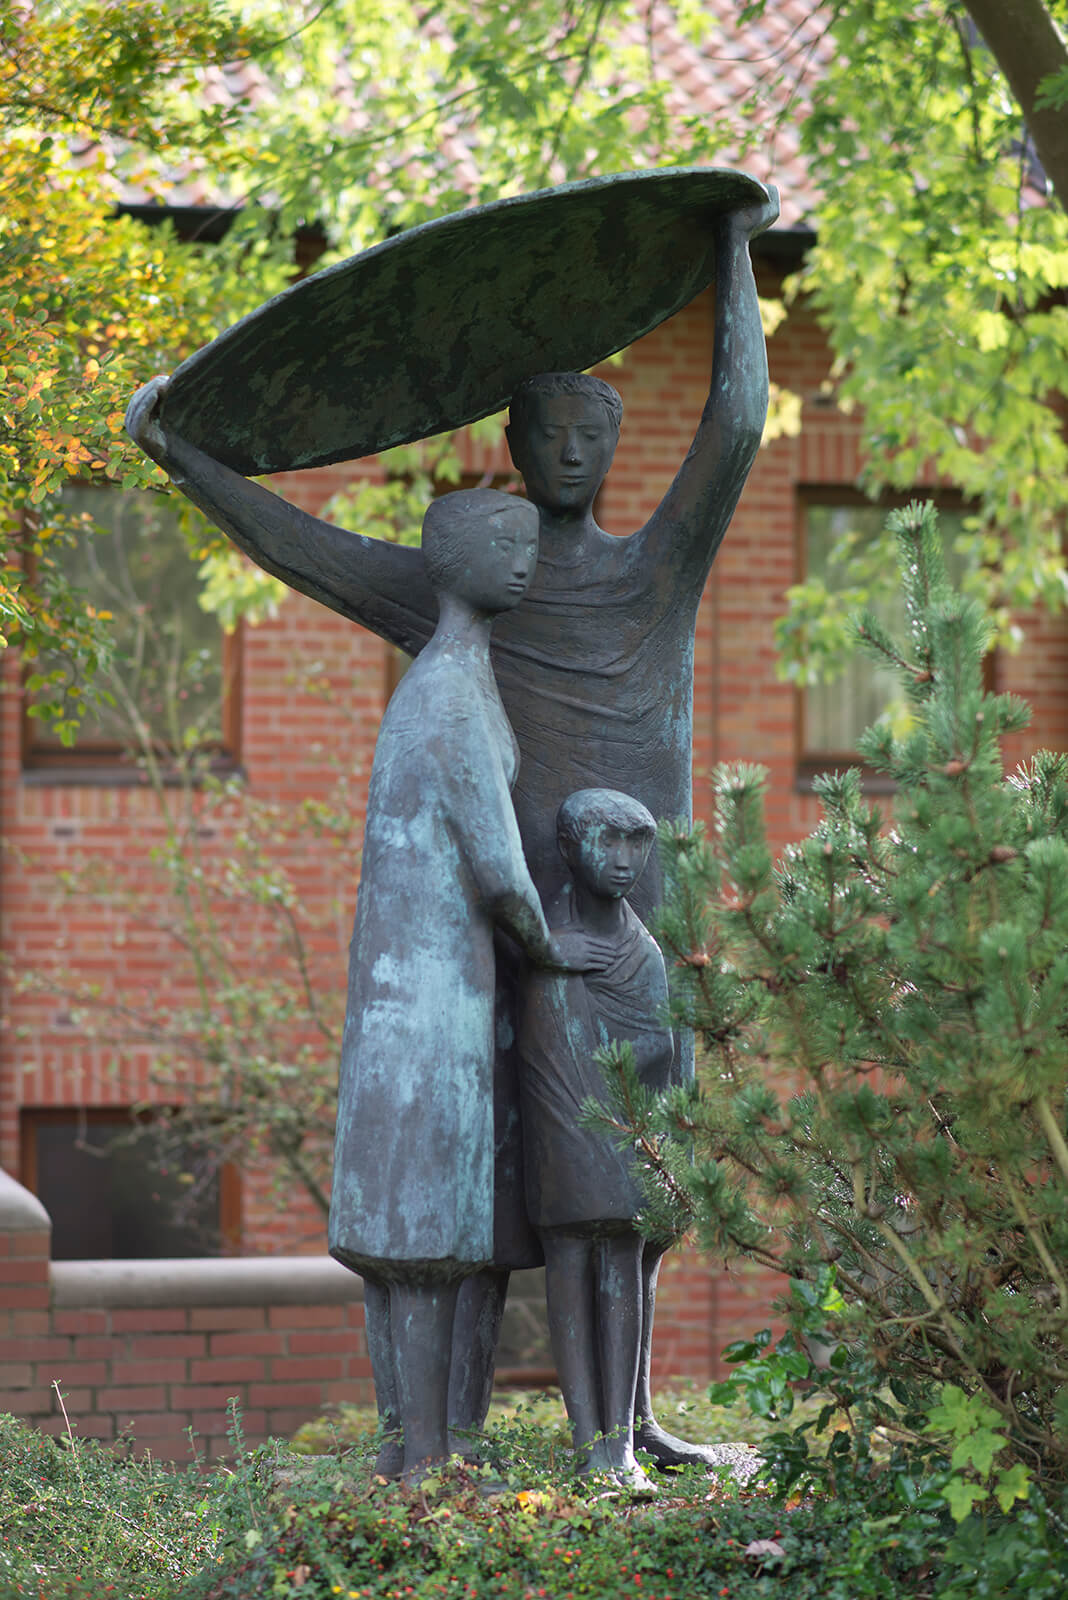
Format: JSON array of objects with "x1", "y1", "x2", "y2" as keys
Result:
[
  {"x1": 795, "y1": 485, "x2": 991, "y2": 791},
  {"x1": 19, "y1": 1105, "x2": 242, "y2": 1258},
  {"x1": 18, "y1": 498, "x2": 244, "y2": 783}
]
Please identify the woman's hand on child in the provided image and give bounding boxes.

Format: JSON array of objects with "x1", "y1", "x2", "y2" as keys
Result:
[{"x1": 546, "y1": 930, "x2": 615, "y2": 973}]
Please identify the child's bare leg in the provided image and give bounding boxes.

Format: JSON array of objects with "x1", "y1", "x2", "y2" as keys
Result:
[
  {"x1": 540, "y1": 1231, "x2": 601, "y2": 1465},
  {"x1": 597, "y1": 1232, "x2": 654, "y2": 1492},
  {"x1": 633, "y1": 1240, "x2": 721, "y2": 1469},
  {"x1": 390, "y1": 1279, "x2": 461, "y2": 1477}
]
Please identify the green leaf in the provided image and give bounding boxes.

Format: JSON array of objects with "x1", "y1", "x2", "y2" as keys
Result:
[
  {"x1": 993, "y1": 1462, "x2": 1030, "y2": 1513},
  {"x1": 950, "y1": 1427, "x2": 1007, "y2": 1476},
  {"x1": 942, "y1": 1479, "x2": 985, "y2": 1524}
]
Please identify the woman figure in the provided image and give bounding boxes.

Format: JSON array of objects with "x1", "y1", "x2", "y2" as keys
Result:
[{"x1": 328, "y1": 487, "x2": 602, "y2": 1477}]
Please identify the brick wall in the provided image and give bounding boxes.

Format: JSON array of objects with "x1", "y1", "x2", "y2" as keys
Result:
[
  {"x1": 0, "y1": 1168, "x2": 373, "y2": 1460},
  {"x1": 0, "y1": 1169, "x2": 52, "y2": 1419},
  {"x1": 3, "y1": 281, "x2": 1068, "y2": 1428},
  {"x1": 0, "y1": 1162, "x2": 737, "y2": 1459}
]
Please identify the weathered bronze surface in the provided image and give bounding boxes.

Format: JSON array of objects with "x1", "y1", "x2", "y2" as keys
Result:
[
  {"x1": 328, "y1": 489, "x2": 553, "y2": 1286},
  {"x1": 125, "y1": 169, "x2": 779, "y2": 1476},
  {"x1": 520, "y1": 789, "x2": 671, "y2": 1491},
  {"x1": 324, "y1": 487, "x2": 603, "y2": 1475},
  {"x1": 520, "y1": 790, "x2": 672, "y2": 1236},
  {"x1": 157, "y1": 166, "x2": 768, "y2": 475}
]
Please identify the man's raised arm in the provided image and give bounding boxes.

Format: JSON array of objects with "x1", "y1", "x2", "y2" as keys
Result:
[
  {"x1": 630, "y1": 187, "x2": 779, "y2": 583},
  {"x1": 125, "y1": 377, "x2": 436, "y2": 657}
]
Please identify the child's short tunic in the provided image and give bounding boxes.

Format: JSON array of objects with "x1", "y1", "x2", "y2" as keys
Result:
[{"x1": 518, "y1": 897, "x2": 672, "y2": 1233}]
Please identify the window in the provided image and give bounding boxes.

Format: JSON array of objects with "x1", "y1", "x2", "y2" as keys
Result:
[
  {"x1": 20, "y1": 1109, "x2": 240, "y2": 1260},
  {"x1": 798, "y1": 493, "x2": 974, "y2": 784},
  {"x1": 22, "y1": 485, "x2": 240, "y2": 776}
]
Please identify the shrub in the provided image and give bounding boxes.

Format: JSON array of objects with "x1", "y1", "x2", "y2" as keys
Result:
[{"x1": 621, "y1": 502, "x2": 1068, "y2": 1483}]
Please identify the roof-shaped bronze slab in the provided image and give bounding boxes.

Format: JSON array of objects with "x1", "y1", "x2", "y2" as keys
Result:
[{"x1": 160, "y1": 166, "x2": 770, "y2": 475}]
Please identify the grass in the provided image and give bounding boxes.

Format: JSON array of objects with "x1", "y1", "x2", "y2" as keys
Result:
[
  {"x1": 1, "y1": 1386, "x2": 1065, "y2": 1600},
  {"x1": 288, "y1": 1383, "x2": 810, "y2": 1457}
]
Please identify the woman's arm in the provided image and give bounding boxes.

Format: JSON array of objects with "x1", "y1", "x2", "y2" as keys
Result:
[
  {"x1": 126, "y1": 377, "x2": 436, "y2": 655},
  {"x1": 438, "y1": 690, "x2": 608, "y2": 971}
]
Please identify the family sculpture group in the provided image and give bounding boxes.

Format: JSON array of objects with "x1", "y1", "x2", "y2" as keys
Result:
[{"x1": 126, "y1": 183, "x2": 779, "y2": 1490}]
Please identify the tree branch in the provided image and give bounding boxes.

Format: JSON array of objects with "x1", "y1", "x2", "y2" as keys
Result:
[{"x1": 961, "y1": 0, "x2": 1068, "y2": 212}]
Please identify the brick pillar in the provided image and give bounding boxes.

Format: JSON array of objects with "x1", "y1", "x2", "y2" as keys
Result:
[{"x1": 0, "y1": 1165, "x2": 53, "y2": 1421}]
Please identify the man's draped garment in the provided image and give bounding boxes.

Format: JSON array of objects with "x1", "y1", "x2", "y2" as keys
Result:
[
  {"x1": 484, "y1": 533, "x2": 702, "y2": 1260},
  {"x1": 162, "y1": 422, "x2": 741, "y2": 1267}
]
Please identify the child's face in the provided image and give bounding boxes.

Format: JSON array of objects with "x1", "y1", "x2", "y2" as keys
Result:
[{"x1": 568, "y1": 824, "x2": 651, "y2": 900}]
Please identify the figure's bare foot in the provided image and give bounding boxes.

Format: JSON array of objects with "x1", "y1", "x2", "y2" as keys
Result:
[
  {"x1": 612, "y1": 1457, "x2": 658, "y2": 1499},
  {"x1": 634, "y1": 1419, "x2": 724, "y2": 1471},
  {"x1": 475, "y1": 1474, "x2": 511, "y2": 1498},
  {"x1": 374, "y1": 1431, "x2": 404, "y2": 1479},
  {"x1": 575, "y1": 1438, "x2": 614, "y2": 1480},
  {"x1": 447, "y1": 1428, "x2": 485, "y2": 1464},
  {"x1": 576, "y1": 1445, "x2": 658, "y2": 1499},
  {"x1": 400, "y1": 1453, "x2": 459, "y2": 1489}
]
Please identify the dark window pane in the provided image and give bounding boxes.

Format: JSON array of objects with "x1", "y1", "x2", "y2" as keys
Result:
[
  {"x1": 30, "y1": 486, "x2": 223, "y2": 752},
  {"x1": 804, "y1": 503, "x2": 969, "y2": 757},
  {"x1": 32, "y1": 1117, "x2": 221, "y2": 1260}
]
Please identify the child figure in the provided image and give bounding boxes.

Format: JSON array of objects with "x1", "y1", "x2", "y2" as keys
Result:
[{"x1": 518, "y1": 788, "x2": 673, "y2": 1491}]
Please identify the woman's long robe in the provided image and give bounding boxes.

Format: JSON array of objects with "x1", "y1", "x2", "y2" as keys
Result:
[{"x1": 328, "y1": 642, "x2": 531, "y2": 1283}]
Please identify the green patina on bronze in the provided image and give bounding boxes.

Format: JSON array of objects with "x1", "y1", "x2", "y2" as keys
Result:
[
  {"x1": 158, "y1": 166, "x2": 767, "y2": 475},
  {"x1": 125, "y1": 166, "x2": 780, "y2": 1479}
]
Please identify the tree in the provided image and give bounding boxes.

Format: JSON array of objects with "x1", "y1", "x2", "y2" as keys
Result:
[
  {"x1": 6, "y1": 1, "x2": 1068, "y2": 721},
  {"x1": 961, "y1": 0, "x2": 1068, "y2": 211},
  {"x1": 0, "y1": 2, "x2": 301, "y2": 733},
  {"x1": 617, "y1": 502, "x2": 1068, "y2": 1479},
  {"x1": 768, "y1": 0, "x2": 1068, "y2": 683},
  {"x1": 2, "y1": 0, "x2": 728, "y2": 731}
]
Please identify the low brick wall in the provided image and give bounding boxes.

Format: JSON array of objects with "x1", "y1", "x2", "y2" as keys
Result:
[{"x1": 0, "y1": 1168, "x2": 372, "y2": 1461}]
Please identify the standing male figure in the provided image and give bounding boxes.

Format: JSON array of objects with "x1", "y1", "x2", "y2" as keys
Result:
[{"x1": 125, "y1": 182, "x2": 779, "y2": 1467}]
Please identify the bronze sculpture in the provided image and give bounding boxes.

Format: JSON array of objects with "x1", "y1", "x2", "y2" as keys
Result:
[
  {"x1": 323, "y1": 487, "x2": 605, "y2": 1477},
  {"x1": 125, "y1": 171, "x2": 779, "y2": 1476},
  {"x1": 519, "y1": 789, "x2": 672, "y2": 1491}
]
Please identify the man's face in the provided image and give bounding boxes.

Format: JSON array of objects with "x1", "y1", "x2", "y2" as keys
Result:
[
  {"x1": 567, "y1": 825, "x2": 651, "y2": 901},
  {"x1": 507, "y1": 394, "x2": 618, "y2": 518}
]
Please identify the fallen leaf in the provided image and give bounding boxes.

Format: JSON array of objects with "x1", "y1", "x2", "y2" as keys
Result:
[{"x1": 744, "y1": 1539, "x2": 785, "y2": 1560}]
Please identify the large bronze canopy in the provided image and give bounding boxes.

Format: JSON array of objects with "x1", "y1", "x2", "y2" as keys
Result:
[{"x1": 159, "y1": 166, "x2": 769, "y2": 476}]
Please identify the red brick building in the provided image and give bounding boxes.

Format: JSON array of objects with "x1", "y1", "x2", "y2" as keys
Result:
[
  {"x1": 4, "y1": 244, "x2": 1067, "y2": 1455},
  {"x1": 3, "y1": 5, "x2": 1068, "y2": 1458}
]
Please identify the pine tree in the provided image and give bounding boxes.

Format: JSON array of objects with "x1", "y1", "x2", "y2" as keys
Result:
[{"x1": 637, "y1": 502, "x2": 1068, "y2": 1477}]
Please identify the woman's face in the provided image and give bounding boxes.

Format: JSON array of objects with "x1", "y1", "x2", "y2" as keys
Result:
[{"x1": 455, "y1": 502, "x2": 539, "y2": 614}]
